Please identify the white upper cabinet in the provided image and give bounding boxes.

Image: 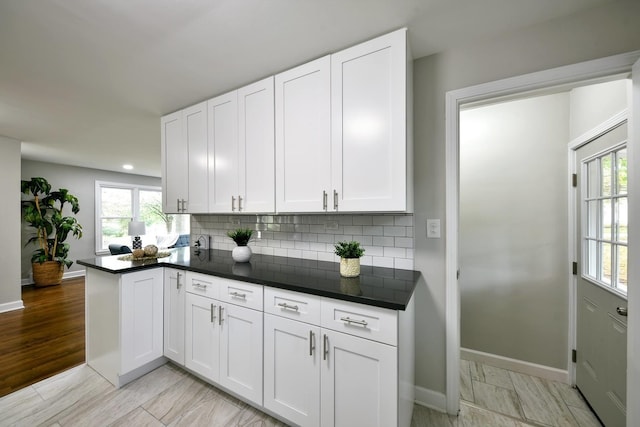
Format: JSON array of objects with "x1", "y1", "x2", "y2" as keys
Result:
[
  {"x1": 275, "y1": 56, "x2": 331, "y2": 213},
  {"x1": 208, "y1": 77, "x2": 275, "y2": 213},
  {"x1": 331, "y1": 28, "x2": 410, "y2": 212},
  {"x1": 161, "y1": 102, "x2": 208, "y2": 213}
]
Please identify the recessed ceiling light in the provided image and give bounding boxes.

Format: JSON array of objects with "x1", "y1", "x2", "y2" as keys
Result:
[{"x1": 122, "y1": 164, "x2": 134, "y2": 170}]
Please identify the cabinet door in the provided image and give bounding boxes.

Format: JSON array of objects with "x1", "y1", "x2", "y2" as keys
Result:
[
  {"x1": 120, "y1": 269, "x2": 164, "y2": 374},
  {"x1": 275, "y1": 56, "x2": 331, "y2": 213},
  {"x1": 238, "y1": 77, "x2": 275, "y2": 213},
  {"x1": 184, "y1": 102, "x2": 208, "y2": 213},
  {"x1": 264, "y1": 314, "x2": 321, "y2": 427},
  {"x1": 164, "y1": 269, "x2": 185, "y2": 365},
  {"x1": 161, "y1": 111, "x2": 187, "y2": 213},
  {"x1": 321, "y1": 329, "x2": 397, "y2": 427},
  {"x1": 219, "y1": 303, "x2": 263, "y2": 405},
  {"x1": 208, "y1": 91, "x2": 239, "y2": 213},
  {"x1": 331, "y1": 28, "x2": 407, "y2": 212},
  {"x1": 185, "y1": 292, "x2": 220, "y2": 382}
]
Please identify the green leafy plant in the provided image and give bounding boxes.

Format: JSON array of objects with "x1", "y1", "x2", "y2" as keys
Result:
[
  {"x1": 21, "y1": 177, "x2": 83, "y2": 268},
  {"x1": 334, "y1": 241, "x2": 365, "y2": 259},
  {"x1": 227, "y1": 228, "x2": 253, "y2": 246}
]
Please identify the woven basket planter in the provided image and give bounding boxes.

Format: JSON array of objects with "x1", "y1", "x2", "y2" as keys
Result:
[{"x1": 32, "y1": 261, "x2": 64, "y2": 287}]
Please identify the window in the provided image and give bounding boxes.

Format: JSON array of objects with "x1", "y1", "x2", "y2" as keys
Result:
[
  {"x1": 95, "y1": 181, "x2": 190, "y2": 253},
  {"x1": 582, "y1": 145, "x2": 627, "y2": 294}
]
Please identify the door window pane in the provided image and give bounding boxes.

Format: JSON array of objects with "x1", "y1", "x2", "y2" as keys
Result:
[
  {"x1": 615, "y1": 197, "x2": 628, "y2": 243},
  {"x1": 616, "y1": 149, "x2": 627, "y2": 194},
  {"x1": 587, "y1": 161, "x2": 598, "y2": 198},
  {"x1": 601, "y1": 154, "x2": 612, "y2": 197},
  {"x1": 617, "y1": 245, "x2": 627, "y2": 293},
  {"x1": 601, "y1": 242, "x2": 611, "y2": 285},
  {"x1": 586, "y1": 201, "x2": 597, "y2": 238},
  {"x1": 601, "y1": 199, "x2": 612, "y2": 241}
]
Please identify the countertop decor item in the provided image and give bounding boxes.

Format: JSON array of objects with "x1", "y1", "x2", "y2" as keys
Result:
[
  {"x1": 21, "y1": 177, "x2": 83, "y2": 286},
  {"x1": 334, "y1": 240, "x2": 365, "y2": 277},
  {"x1": 128, "y1": 220, "x2": 146, "y2": 249},
  {"x1": 228, "y1": 228, "x2": 253, "y2": 263}
]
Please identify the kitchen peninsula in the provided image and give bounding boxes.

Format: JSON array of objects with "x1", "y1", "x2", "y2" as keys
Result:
[{"x1": 78, "y1": 248, "x2": 418, "y2": 427}]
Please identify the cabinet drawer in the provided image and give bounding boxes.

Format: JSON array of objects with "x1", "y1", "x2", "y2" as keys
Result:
[
  {"x1": 217, "y1": 278, "x2": 263, "y2": 311},
  {"x1": 264, "y1": 288, "x2": 321, "y2": 325},
  {"x1": 185, "y1": 272, "x2": 219, "y2": 299},
  {"x1": 320, "y1": 298, "x2": 397, "y2": 345}
]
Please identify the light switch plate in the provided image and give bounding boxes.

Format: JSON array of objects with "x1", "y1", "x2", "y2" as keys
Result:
[{"x1": 426, "y1": 219, "x2": 441, "y2": 239}]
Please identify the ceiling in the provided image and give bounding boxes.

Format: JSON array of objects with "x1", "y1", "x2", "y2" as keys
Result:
[{"x1": 0, "y1": 0, "x2": 613, "y2": 177}]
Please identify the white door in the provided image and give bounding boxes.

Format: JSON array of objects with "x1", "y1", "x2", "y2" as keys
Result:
[
  {"x1": 576, "y1": 122, "x2": 628, "y2": 427},
  {"x1": 264, "y1": 314, "x2": 321, "y2": 427},
  {"x1": 331, "y1": 28, "x2": 407, "y2": 212},
  {"x1": 185, "y1": 292, "x2": 220, "y2": 382},
  {"x1": 208, "y1": 91, "x2": 239, "y2": 213},
  {"x1": 120, "y1": 269, "x2": 164, "y2": 374},
  {"x1": 320, "y1": 329, "x2": 397, "y2": 427},
  {"x1": 218, "y1": 303, "x2": 263, "y2": 405},
  {"x1": 161, "y1": 111, "x2": 187, "y2": 213},
  {"x1": 164, "y1": 268, "x2": 185, "y2": 365},
  {"x1": 238, "y1": 77, "x2": 275, "y2": 213},
  {"x1": 275, "y1": 56, "x2": 331, "y2": 213},
  {"x1": 184, "y1": 102, "x2": 208, "y2": 213}
]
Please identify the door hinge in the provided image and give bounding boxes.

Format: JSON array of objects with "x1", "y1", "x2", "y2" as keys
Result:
[
  {"x1": 572, "y1": 173, "x2": 577, "y2": 188},
  {"x1": 572, "y1": 349, "x2": 577, "y2": 363},
  {"x1": 572, "y1": 262, "x2": 578, "y2": 275},
  {"x1": 457, "y1": 269, "x2": 460, "y2": 280}
]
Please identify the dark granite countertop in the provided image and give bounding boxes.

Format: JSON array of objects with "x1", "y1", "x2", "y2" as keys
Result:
[{"x1": 77, "y1": 248, "x2": 419, "y2": 310}]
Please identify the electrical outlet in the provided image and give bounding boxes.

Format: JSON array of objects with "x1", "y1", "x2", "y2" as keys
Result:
[
  {"x1": 426, "y1": 219, "x2": 441, "y2": 239},
  {"x1": 325, "y1": 221, "x2": 339, "y2": 231},
  {"x1": 197, "y1": 235, "x2": 210, "y2": 249}
]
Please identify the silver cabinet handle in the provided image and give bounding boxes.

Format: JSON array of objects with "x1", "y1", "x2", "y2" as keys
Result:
[
  {"x1": 229, "y1": 291, "x2": 246, "y2": 300},
  {"x1": 231, "y1": 196, "x2": 236, "y2": 211},
  {"x1": 277, "y1": 302, "x2": 299, "y2": 311},
  {"x1": 193, "y1": 282, "x2": 208, "y2": 290},
  {"x1": 176, "y1": 272, "x2": 182, "y2": 289},
  {"x1": 177, "y1": 198, "x2": 181, "y2": 212},
  {"x1": 238, "y1": 195, "x2": 243, "y2": 211},
  {"x1": 340, "y1": 316, "x2": 368, "y2": 327},
  {"x1": 617, "y1": 307, "x2": 628, "y2": 316},
  {"x1": 182, "y1": 199, "x2": 187, "y2": 212},
  {"x1": 333, "y1": 190, "x2": 338, "y2": 210},
  {"x1": 323, "y1": 334, "x2": 328, "y2": 361},
  {"x1": 219, "y1": 305, "x2": 224, "y2": 325},
  {"x1": 322, "y1": 190, "x2": 328, "y2": 211},
  {"x1": 210, "y1": 303, "x2": 217, "y2": 323},
  {"x1": 309, "y1": 330, "x2": 315, "y2": 356}
]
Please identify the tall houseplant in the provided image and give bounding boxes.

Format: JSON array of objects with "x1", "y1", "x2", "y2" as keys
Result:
[{"x1": 21, "y1": 177, "x2": 83, "y2": 286}]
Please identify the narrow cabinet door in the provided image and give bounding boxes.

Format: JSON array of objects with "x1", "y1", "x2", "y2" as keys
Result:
[
  {"x1": 120, "y1": 269, "x2": 164, "y2": 374},
  {"x1": 331, "y1": 28, "x2": 408, "y2": 212},
  {"x1": 264, "y1": 314, "x2": 321, "y2": 427},
  {"x1": 238, "y1": 77, "x2": 275, "y2": 213},
  {"x1": 275, "y1": 56, "x2": 331, "y2": 213},
  {"x1": 185, "y1": 293, "x2": 220, "y2": 382},
  {"x1": 320, "y1": 329, "x2": 397, "y2": 427},
  {"x1": 219, "y1": 303, "x2": 263, "y2": 406},
  {"x1": 184, "y1": 102, "x2": 208, "y2": 213},
  {"x1": 207, "y1": 91, "x2": 239, "y2": 213},
  {"x1": 163, "y1": 269, "x2": 185, "y2": 365},
  {"x1": 161, "y1": 111, "x2": 187, "y2": 213}
]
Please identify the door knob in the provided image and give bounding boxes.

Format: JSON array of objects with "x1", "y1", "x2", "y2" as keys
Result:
[{"x1": 616, "y1": 307, "x2": 628, "y2": 317}]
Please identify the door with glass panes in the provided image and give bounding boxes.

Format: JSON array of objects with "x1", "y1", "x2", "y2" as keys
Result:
[{"x1": 575, "y1": 122, "x2": 628, "y2": 427}]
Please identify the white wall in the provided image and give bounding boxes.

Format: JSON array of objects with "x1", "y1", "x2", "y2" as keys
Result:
[
  {"x1": 459, "y1": 93, "x2": 570, "y2": 369},
  {"x1": 570, "y1": 79, "x2": 630, "y2": 140},
  {"x1": 21, "y1": 160, "x2": 161, "y2": 282},
  {"x1": 0, "y1": 136, "x2": 22, "y2": 312},
  {"x1": 413, "y1": 0, "x2": 640, "y2": 399}
]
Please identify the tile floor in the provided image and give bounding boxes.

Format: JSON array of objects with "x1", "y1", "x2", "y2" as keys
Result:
[{"x1": 0, "y1": 360, "x2": 602, "y2": 426}]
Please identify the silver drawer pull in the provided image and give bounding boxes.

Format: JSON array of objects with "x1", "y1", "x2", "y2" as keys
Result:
[
  {"x1": 617, "y1": 306, "x2": 628, "y2": 316},
  {"x1": 340, "y1": 316, "x2": 368, "y2": 327},
  {"x1": 229, "y1": 291, "x2": 246, "y2": 299},
  {"x1": 219, "y1": 305, "x2": 224, "y2": 325},
  {"x1": 323, "y1": 334, "x2": 328, "y2": 361},
  {"x1": 210, "y1": 304, "x2": 217, "y2": 323},
  {"x1": 193, "y1": 282, "x2": 208, "y2": 290},
  {"x1": 277, "y1": 302, "x2": 299, "y2": 311},
  {"x1": 309, "y1": 330, "x2": 315, "y2": 356}
]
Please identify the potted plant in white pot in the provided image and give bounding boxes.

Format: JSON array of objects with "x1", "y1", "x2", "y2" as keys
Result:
[
  {"x1": 21, "y1": 177, "x2": 83, "y2": 286},
  {"x1": 334, "y1": 240, "x2": 365, "y2": 277},
  {"x1": 227, "y1": 228, "x2": 253, "y2": 263}
]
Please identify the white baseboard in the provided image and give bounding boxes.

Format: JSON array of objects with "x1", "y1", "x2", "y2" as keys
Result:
[
  {"x1": 0, "y1": 300, "x2": 24, "y2": 313},
  {"x1": 21, "y1": 269, "x2": 86, "y2": 286},
  {"x1": 414, "y1": 385, "x2": 447, "y2": 413},
  {"x1": 461, "y1": 347, "x2": 569, "y2": 384}
]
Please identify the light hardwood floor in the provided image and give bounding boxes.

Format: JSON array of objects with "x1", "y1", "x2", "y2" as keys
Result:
[{"x1": 0, "y1": 359, "x2": 602, "y2": 427}]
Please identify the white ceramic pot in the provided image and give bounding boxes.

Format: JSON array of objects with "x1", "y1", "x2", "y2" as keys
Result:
[
  {"x1": 232, "y1": 245, "x2": 252, "y2": 263},
  {"x1": 339, "y1": 257, "x2": 360, "y2": 277}
]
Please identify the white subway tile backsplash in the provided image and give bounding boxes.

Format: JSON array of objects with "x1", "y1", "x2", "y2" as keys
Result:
[{"x1": 193, "y1": 214, "x2": 414, "y2": 269}]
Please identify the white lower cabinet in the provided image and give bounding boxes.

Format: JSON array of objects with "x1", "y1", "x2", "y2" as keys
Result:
[
  {"x1": 185, "y1": 292, "x2": 220, "y2": 382},
  {"x1": 164, "y1": 268, "x2": 185, "y2": 365}
]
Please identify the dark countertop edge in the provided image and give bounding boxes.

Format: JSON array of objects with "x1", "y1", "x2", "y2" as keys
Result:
[{"x1": 77, "y1": 253, "x2": 419, "y2": 311}]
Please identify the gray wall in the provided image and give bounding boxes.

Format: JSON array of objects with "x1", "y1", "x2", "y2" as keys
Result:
[
  {"x1": 412, "y1": 0, "x2": 640, "y2": 396},
  {"x1": 0, "y1": 136, "x2": 22, "y2": 309},
  {"x1": 21, "y1": 160, "x2": 160, "y2": 282},
  {"x1": 569, "y1": 79, "x2": 630, "y2": 140},
  {"x1": 459, "y1": 93, "x2": 570, "y2": 369}
]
